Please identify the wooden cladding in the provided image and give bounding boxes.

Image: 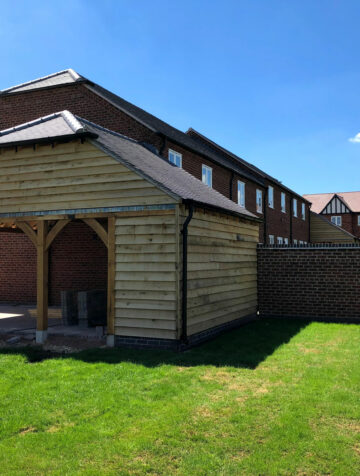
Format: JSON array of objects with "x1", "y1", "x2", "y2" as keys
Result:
[
  {"x1": 310, "y1": 212, "x2": 357, "y2": 244},
  {"x1": 184, "y1": 208, "x2": 258, "y2": 336},
  {"x1": 114, "y1": 210, "x2": 179, "y2": 340},
  {"x1": 0, "y1": 141, "x2": 175, "y2": 214}
]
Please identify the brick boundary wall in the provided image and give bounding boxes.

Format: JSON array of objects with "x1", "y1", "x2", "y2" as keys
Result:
[{"x1": 257, "y1": 244, "x2": 360, "y2": 321}]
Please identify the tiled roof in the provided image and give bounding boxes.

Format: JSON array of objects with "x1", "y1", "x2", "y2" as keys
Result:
[
  {"x1": 0, "y1": 111, "x2": 89, "y2": 145},
  {"x1": 0, "y1": 69, "x2": 84, "y2": 95},
  {"x1": 304, "y1": 192, "x2": 360, "y2": 213},
  {"x1": 0, "y1": 111, "x2": 259, "y2": 221},
  {"x1": 0, "y1": 69, "x2": 306, "y2": 202},
  {"x1": 187, "y1": 128, "x2": 309, "y2": 203}
]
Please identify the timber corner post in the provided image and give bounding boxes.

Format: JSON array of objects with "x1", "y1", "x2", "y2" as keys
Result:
[
  {"x1": 106, "y1": 216, "x2": 116, "y2": 347},
  {"x1": 36, "y1": 220, "x2": 49, "y2": 344}
]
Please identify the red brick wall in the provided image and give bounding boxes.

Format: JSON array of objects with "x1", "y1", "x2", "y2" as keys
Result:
[
  {"x1": 49, "y1": 221, "x2": 107, "y2": 306},
  {"x1": 257, "y1": 245, "x2": 360, "y2": 320},
  {"x1": 0, "y1": 222, "x2": 107, "y2": 306},
  {"x1": 0, "y1": 232, "x2": 36, "y2": 303}
]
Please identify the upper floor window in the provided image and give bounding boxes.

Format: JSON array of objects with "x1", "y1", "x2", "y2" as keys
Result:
[
  {"x1": 331, "y1": 216, "x2": 342, "y2": 226},
  {"x1": 202, "y1": 165, "x2": 212, "y2": 187},
  {"x1": 293, "y1": 198, "x2": 297, "y2": 217},
  {"x1": 277, "y1": 237, "x2": 283, "y2": 244},
  {"x1": 281, "y1": 192, "x2": 286, "y2": 213},
  {"x1": 301, "y1": 203, "x2": 306, "y2": 220},
  {"x1": 238, "y1": 181, "x2": 245, "y2": 207},
  {"x1": 293, "y1": 239, "x2": 298, "y2": 245},
  {"x1": 268, "y1": 186, "x2": 274, "y2": 208},
  {"x1": 256, "y1": 189, "x2": 263, "y2": 213},
  {"x1": 284, "y1": 238, "x2": 289, "y2": 245},
  {"x1": 269, "y1": 235, "x2": 274, "y2": 244},
  {"x1": 168, "y1": 149, "x2": 182, "y2": 168}
]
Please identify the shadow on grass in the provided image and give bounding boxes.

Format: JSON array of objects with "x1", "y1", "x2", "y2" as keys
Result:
[{"x1": 0, "y1": 318, "x2": 309, "y2": 369}]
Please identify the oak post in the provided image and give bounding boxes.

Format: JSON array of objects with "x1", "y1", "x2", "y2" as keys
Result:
[
  {"x1": 36, "y1": 220, "x2": 49, "y2": 344},
  {"x1": 107, "y1": 216, "x2": 116, "y2": 346}
]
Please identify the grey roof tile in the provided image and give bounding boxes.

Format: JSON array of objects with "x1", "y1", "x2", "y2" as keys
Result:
[{"x1": 0, "y1": 69, "x2": 84, "y2": 95}]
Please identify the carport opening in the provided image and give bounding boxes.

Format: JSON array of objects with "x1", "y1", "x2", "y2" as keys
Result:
[{"x1": 0, "y1": 219, "x2": 108, "y2": 341}]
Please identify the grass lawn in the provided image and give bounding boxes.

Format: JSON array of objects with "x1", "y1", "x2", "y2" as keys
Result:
[{"x1": 0, "y1": 318, "x2": 359, "y2": 475}]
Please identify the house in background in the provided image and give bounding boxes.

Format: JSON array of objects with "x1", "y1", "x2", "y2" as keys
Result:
[
  {"x1": 304, "y1": 192, "x2": 360, "y2": 239},
  {"x1": 0, "y1": 69, "x2": 310, "y2": 244}
]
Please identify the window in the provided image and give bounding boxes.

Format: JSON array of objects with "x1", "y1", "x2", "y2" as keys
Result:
[
  {"x1": 256, "y1": 189, "x2": 263, "y2": 213},
  {"x1": 281, "y1": 192, "x2": 286, "y2": 213},
  {"x1": 237, "y1": 181, "x2": 245, "y2": 207},
  {"x1": 358, "y1": 215, "x2": 360, "y2": 226},
  {"x1": 293, "y1": 239, "x2": 298, "y2": 245},
  {"x1": 168, "y1": 149, "x2": 182, "y2": 168},
  {"x1": 293, "y1": 198, "x2": 297, "y2": 217},
  {"x1": 284, "y1": 238, "x2": 289, "y2": 245},
  {"x1": 268, "y1": 186, "x2": 274, "y2": 208},
  {"x1": 301, "y1": 203, "x2": 306, "y2": 220},
  {"x1": 299, "y1": 240, "x2": 304, "y2": 245},
  {"x1": 269, "y1": 235, "x2": 274, "y2": 244},
  {"x1": 331, "y1": 216, "x2": 342, "y2": 226},
  {"x1": 202, "y1": 165, "x2": 212, "y2": 187},
  {"x1": 277, "y1": 237, "x2": 283, "y2": 244}
]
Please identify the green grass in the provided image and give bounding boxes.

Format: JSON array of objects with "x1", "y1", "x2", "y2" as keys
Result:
[{"x1": 0, "y1": 319, "x2": 359, "y2": 475}]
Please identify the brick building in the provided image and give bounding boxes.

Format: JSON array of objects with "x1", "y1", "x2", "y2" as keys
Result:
[
  {"x1": 0, "y1": 69, "x2": 310, "y2": 244},
  {"x1": 304, "y1": 192, "x2": 360, "y2": 239}
]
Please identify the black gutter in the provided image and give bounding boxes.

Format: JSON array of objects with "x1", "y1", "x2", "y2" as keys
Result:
[
  {"x1": 0, "y1": 132, "x2": 98, "y2": 150},
  {"x1": 181, "y1": 203, "x2": 194, "y2": 344},
  {"x1": 229, "y1": 172, "x2": 235, "y2": 201},
  {"x1": 263, "y1": 188, "x2": 268, "y2": 244},
  {"x1": 290, "y1": 197, "x2": 293, "y2": 242}
]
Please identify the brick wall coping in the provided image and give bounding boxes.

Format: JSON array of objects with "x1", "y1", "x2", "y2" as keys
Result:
[{"x1": 257, "y1": 243, "x2": 360, "y2": 249}]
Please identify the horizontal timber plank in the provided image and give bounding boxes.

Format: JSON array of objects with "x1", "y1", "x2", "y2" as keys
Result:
[
  {"x1": 114, "y1": 318, "x2": 176, "y2": 331},
  {"x1": 114, "y1": 326, "x2": 176, "y2": 339},
  {"x1": 187, "y1": 307, "x2": 256, "y2": 336}
]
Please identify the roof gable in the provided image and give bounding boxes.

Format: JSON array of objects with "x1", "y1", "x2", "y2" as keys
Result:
[
  {"x1": 0, "y1": 69, "x2": 85, "y2": 95},
  {"x1": 304, "y1": 192, "x2": 360, "y2": 213},
  {"x1": 0, "y1": 111, "x2": 258, "y2": 221}
]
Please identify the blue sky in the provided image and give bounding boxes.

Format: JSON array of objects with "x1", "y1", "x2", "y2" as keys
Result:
[{"x1": 1, "y1": 0, "x2": 359, "y2": 195}]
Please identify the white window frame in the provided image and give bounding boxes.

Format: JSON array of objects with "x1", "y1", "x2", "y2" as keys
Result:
[
  {"x1": 277, "y1": 237, "x2": 283, "y2": 244},
  {"x1": 168, "y1": 149, "x2": 182, "y2": 168},
  {"x1": 256, "y1": 189, "x2": 263, "y2": 213},
  {"x1": 301, "y1": 203, "x2": 306, "y2": 220},
  {"x1": 331, "y1": 216, "x2": 342, "y2": 226},
  {"x1": 293, "y1": 198, "x2": 297, "y2": 217},
  {"x1": 202, "y1": 164, "x2": 212, "y2": 187},
  {"x1": 299, "y1": 240, "x2": 304, "y2": 245},
  {"x1": 293, "y1": 239, "x2": 298, "y2": 245},
  {"x1": 284, "y1": 238, "x2": 289, "y2": 245},
  {"x1": 281, "y1": 192, "x2": 286, "y2": 213},
  {"x1": 237, "y1": 181, "x2": 245, "y2": 207},
  {"x1": 269, "y1": 235, "x2": 274, "y2": 244},
  {"x1": 268, "y1": 186, "x2": 274, "y2": 208}
]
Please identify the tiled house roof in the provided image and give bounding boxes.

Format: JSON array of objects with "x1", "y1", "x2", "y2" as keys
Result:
[{"x1": 304, "y1": 192, "x2": 360, "y2": 213}]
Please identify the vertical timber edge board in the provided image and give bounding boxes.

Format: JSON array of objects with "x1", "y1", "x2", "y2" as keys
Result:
[
  {"x1": 107, "y1": 216, "x2": 116, "y2": 346},
  {"x1": 36, "y1": 220, "x2": 49, "y2": 343}
]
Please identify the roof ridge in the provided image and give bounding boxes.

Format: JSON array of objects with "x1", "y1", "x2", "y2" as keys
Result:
[
  {"x1": 0, "y1": 110, "x2": 84, "y2": 137},
  {"x1": 0, "y1": 69, "x2": 83, "y2": 94}
]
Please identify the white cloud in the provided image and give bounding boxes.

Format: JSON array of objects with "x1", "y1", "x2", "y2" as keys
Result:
[{"x1": 349, "y1": 132, "x2": 360, "y2": 143}]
